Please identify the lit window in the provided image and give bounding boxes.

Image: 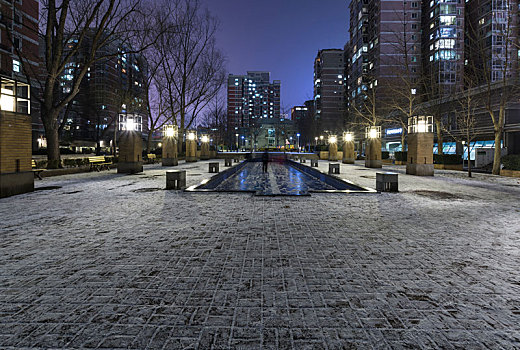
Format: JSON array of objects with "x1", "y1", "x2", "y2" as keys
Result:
[{"x1": 13, "y1": 60, "x2": 20, "y2": 73}]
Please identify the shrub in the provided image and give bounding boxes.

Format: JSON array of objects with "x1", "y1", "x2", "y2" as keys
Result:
[
  {"x1": 36, "y1": 160, "x2": 47, "y2": 168},
  {"x1": 501, "y1": 154, "x2": 520, "y2": 171},
  {"x1": 63, "y1": 159, "x2": 77, "y2": 168},
  {"x1": 382, "y1": 151, "x2": 390, "y2": 160},
  {"x1": 434, "y1": 154, "x2": 462, "y2": 165},
  {"x1": 76, "y1": 158, "x2": 87, "y2": 167},
  {"x1": 395, "y1": 151, "x2": 407, "y2": 162}
]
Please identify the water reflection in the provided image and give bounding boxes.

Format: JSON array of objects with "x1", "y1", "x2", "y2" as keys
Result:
[{"x1": 216, "y1": 162, "x2": 336, "y2": 195}]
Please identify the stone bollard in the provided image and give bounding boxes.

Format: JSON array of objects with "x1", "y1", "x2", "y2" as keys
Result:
[
  {"x1": 209, "y1": 162, "x2": 219, "y2": 173},
  {"x1": 225, "y1": 158, "x2": 232, "y2": 167},
  {"x1": 166, "y1": 170, "x2": 186, "y2": 190},
  {"x1": 329, "y1": 163, "x2": 340, "y2": 174},
  {"x1": 234, "y1": 158, "x2": 240, "y2": 163},
  {"x1": 376, "y1": 172, "x2": 398, "y2": 192},
  {"x1": 300, "y1": 158, "x2": 306, "y2": 163},
  {"x1": 311, "y1": 159, "x2": 318, "y2": 167}
]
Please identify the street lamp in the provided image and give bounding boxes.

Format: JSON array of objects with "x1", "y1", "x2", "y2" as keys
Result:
[
  {"x1": 235, "y1": 133, "x2": 239, "y2": 150},
  {"x1": 163, "y1": 124, "x2": 178, "y2": 138},
  {"x1": 187, "y1": 131, "x2": 196, "y2": 141},
  {"x1": 201, "y1": 135, "x2": 209, "y2": 143},
  {"x1": 365, "y1": 126, "x2": 381, "y2": 139},
  {"x1": 408, "y1": 116, "x2": 433, "y2": 134},
  {"x1": 328, "y1": 135, "x2": 337, "y2": 144},
  {"x1": 343, "y1": 132, "x2": 355, "y2": 164},
  {"x1": 296, "y1": 133, "x2": 301, "y2": 151}
]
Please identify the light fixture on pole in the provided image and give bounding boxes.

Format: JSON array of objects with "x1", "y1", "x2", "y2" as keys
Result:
[
  {"x1": 343, "y1": 132, "x2": 353, "y2": 142},
  {"x1": 408, "y1": 115, "x2": 433, "y2": 134},
  {"x1": 365, "y1": 126, "x2": 381, "y2": 139}
]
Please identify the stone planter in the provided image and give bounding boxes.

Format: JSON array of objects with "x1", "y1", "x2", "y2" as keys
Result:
[
  {"x1": 500, "y1": 169, "x2": 520, "y2": 178},
  {"x1": 395, "y1": 160, "x2": 407, "y2": 165},
  {"x1": 365, "y1": 138, "x2": 382, "y2": 168},
  {"x1": 434, "y1": 164, "x2": 463, "y2": 171},
  {"x1": 319, "y1": 151, "x2": 329, "y2": 160}
]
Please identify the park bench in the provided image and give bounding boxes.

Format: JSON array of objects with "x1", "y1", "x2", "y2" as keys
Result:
[
  {"x1": 32, "y1": 160, "x2": 45, "y2": 180},
  {"x1": 88, "y1": 156, "x2": 112, "y2": 172},
  {"x1": 146, "y1": 154, "x2": 156, "y2": 164}
]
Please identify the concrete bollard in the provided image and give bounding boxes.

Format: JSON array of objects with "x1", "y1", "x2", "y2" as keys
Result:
[
  {"x1": 166, "y1": 170, "x2": 186, "y2": 190},
  {"x1": 376, "y1": 172, "x2": 398, "y2": 192},
  {"x1": 311, "y1": 159, "x2": 318, "y2": 167},
  {"x1": 209, "y1": 162, "x2": 219, "y2": 173},
  {"x1": 225, "y1": 158, "x2": 232, "y2": 167},
  {"x1": 329, "y1": 163, "x2": 340, "y2": 174}
]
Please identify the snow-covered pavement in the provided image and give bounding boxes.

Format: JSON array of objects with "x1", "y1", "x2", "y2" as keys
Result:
[{"x1": 1, "y1": 159, "x2": 519, "y2": 349}]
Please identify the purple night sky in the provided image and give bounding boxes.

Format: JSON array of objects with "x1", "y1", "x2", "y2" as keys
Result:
[{"x1": 202, "y1": 0, "x2": 349, "y2": 111}]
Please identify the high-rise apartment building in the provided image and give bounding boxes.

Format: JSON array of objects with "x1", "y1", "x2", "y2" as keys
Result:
[
  {"x1": 422, "y1": 0, "x2": 465, "y2": 96},
  {"x1": 48, "y1": 33, "x2": 148, "y2": 151},
  {"x1": 346, "y1": 0, "x2": 520, "y2": 155},
  {"x1": 348, "y1": 0, "x2": 422, "y2": 115},
  {"x1": 227, "y1": 71, "x2": 281, "y2": 132},
  {"x1": 314, "y1": 49, "x2": 345, "y2": 133}
]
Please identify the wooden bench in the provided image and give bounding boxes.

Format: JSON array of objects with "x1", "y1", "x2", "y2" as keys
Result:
[
  {"x1": 88, "y1": 156, "x2": 112, "y2": 172},
  {"x1": 147, "y1": 154, "x2": 156, "y2": 164},
  {"x1": 32, "y1": 160, "x2": 45, "y2": 180}
]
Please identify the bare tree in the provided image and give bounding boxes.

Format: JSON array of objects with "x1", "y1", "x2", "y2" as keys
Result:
[
  {"x1": 200, "y1": 92, "x2": 227, "y2": 147},
  {"x1": 444, "y1": 73, "x2": 479, "y2": 177},
  {"x1": 11, "y1": 0, "x2": 161, "y2": 167},
  {"x1": 466, "y1": 0, "x2": 519, "y2": 174},
  {"x1": 159, "y1": 0, "x2": 225, "y2": 152},
  {"x1": 384, "y1": 4, "x2": 423, "y2": 150}
]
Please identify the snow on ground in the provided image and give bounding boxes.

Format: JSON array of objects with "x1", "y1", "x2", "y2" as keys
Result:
[{"x1": 0, "y1": 159, "x2": 519, "y2": 349}]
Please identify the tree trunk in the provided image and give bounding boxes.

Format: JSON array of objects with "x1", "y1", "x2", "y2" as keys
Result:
[
  {"x1": 492, "y1": 129, "x2": 502, "y2": 175},
  {"x1": 401, "y1": 133, "x2": 406, "y2": 152},
  {"x1": 467, "y1": 141, "x2": 472, "y2": 177},
  {"x1": 435, "y1": 120, "x2": 443, "y2": 155},
  {"x1": 146, "y1": 129, "x2": 153, "y2": 154},
  {"x1": 42, "y1": 109, "x2": 62, "y2": 169}
]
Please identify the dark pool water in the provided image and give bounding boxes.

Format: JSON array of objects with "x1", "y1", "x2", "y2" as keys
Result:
[{"x1": 214, "y1": 162, "x2": 336, "y2": 195}]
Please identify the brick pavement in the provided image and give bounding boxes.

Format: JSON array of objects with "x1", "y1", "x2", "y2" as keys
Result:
[{"x1": 1, "y1": 159, "x2": 519, "y2": 349}]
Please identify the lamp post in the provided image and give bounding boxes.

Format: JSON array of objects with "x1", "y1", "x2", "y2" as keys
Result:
[
  {"x1": 407, "y1": 116, "x2": 434, "y2": 176},
  {"x1": 162, "y1": 124, "x2": 178, "y2": 166},
  {"x1": 342, "y1": 132, "x2": 355, "y2": 164},
  {"x1": 186, "y1": 130, "x2": 198, "y2": 162},
  {"x1": 235, "y1": 133, "x2": 239, "y2": 151},
  {"x1": 328, "y1": 135, "x2": 338, "y2": 161},
  {"x1": 200, "y1": 134, "x2": 210, "y2": 160},
  {"x1": 296, "y1": 133, "x2": 301, "y2": 152},
  {"x1": 364, "y1": 126, "x2": 382, "y2": 168},
  {"x1": 118, "y1": 116, "x2": 144, "y2": 174}
]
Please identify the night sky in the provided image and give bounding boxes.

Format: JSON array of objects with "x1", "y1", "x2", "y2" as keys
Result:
[{"x1": 202, "y1": 0, "x2": 349, "y2": 112}]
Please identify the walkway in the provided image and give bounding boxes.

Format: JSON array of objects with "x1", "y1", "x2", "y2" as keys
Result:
[{"x1": 1, "y1": 160, "x2": 519, "y2": 349}]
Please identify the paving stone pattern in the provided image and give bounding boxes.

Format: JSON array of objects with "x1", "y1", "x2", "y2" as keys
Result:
[{"x1": 1, "y1": 159, "x2": 520, "y2": 349}]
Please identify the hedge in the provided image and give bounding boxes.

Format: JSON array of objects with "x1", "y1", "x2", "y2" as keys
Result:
[
  {"x1": 501, "y1": 154, "x2": 520, "y2": 171},
  {"x1": 395, "y1": 151, "x2": 407, "y2": 162},
  {"x1": 434, "y1": 154, "x2": 462, "y2": 165},
  {"x1": 382, "y1": 151, "x2": 390, "y2": 160}
]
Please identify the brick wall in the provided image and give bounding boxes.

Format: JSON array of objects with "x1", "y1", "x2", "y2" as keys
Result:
[{"x1": 0, "y1": 111, "x2": 31, "y2": 173}]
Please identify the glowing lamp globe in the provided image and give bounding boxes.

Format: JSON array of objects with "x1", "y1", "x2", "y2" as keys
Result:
[
  {"x1": 187, "y1": 132, "x2": 196, "y2": 141},
  {"x1": 343, "y1": 132, "x2": 353, "y2": 142},
  {"x1": 329, "y1": 135, "x2": 337, "y2": 144},
  {"x1": 201, "y1": 135, "x2": 209, "y2": 143}
]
